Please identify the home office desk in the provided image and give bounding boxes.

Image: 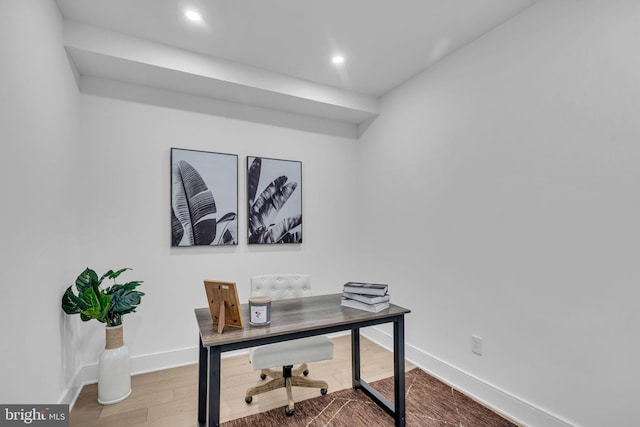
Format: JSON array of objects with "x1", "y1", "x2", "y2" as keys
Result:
[{"x1": 195, "y1": 293, "x2": 411, "y2": 427}]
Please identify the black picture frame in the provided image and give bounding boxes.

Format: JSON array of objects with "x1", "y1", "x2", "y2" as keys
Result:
[
  {"x1": 171, "y1": 148, "x2": 238, "y2": 246},
  {"x1": 247, "y1": 156, "x2": 302, "y2": 244}
]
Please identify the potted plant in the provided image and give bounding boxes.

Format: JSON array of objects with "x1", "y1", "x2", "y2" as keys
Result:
[{"x1": 61, "y1": 267, "x2": 144, "y2": 405}]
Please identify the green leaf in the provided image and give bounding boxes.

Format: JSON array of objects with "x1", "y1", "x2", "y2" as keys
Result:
[
  {"x1": 75, "y1": 268, "x2": 99, "y2": 294},
  {"x1": 111, "y1": 290, "x2": 143, "y2": 314},
  {"x1": 104, "y1": 280, "x2": 142, "y2": 295},
  {"x1": 79, "y1": 287, "x2": 105, "y2": 320},
  {"x1": 110, "y1": 281, "x2": 144, "y2": 314},
  {"x1": 62, "y1": 267, "x2": 144, "y2": 326},
  {"x1": 99, "y1": 292, "x2": 112, "y2": 321},
  {"x1": 61, "y1": 286, "x2": 88, "y2": 315},
  {"x1": 102, "y1": 268, "x2": 131, "y2": 281}
]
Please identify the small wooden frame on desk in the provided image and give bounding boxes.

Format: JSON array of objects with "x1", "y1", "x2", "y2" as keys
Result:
[{"x1": 203, "y1": 280, "x2": 244, "y2": 334}]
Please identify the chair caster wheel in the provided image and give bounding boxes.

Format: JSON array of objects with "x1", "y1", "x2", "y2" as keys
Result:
[
  {"x1": 303, "y1": 369, "x2": 309, "y2": 376},
  {"x1": 285, "y1": 407, "x2": 295, "y2": 416},
  {"x1": 245, "y1": 396, "x2": 252, "y2": 404},
  {"x1": 260, "y1": 373, "x2": 267, "y2": 380},
  {"x1": 321, "y1": 388, "x2": 328, "y2": 395}
]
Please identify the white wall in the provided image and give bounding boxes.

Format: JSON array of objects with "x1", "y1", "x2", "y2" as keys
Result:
[
  {"x1": 0, "y1": 0, "x2": 81, "y2": 404},
  {"x1": 0, "y1": 0, "x2": 359, "y2": 402},
  {"x1": 357, "y1": 1, "x2": 640, "y2": 426},
  {"x1": 5, "y1": 2, "x2": 639, "y2": 425},
  {"x1": 74, "y1": 94, "x2": 360, "y2": 372}
]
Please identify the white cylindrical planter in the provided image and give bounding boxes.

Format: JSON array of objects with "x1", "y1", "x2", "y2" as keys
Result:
[{"x1": 98, "y1": 325, "x2": 132, "y2": 405}]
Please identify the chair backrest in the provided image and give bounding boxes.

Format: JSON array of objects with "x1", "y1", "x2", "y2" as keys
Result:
[{"x1": 250, "y1": 274, "x2": 311, "y2": 301}]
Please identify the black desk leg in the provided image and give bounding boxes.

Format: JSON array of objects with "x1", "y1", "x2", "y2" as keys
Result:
[
  {"x1": 351, "y1": 328, "x2": 361, "y2": 388},
  {"x1": 198, "y1": 337, "x2": 207, "y2": 426},
  {"x1": 208, "y1": 346, "x2": 222, "y2": 427},
  {"x1": 394, "y1": 317, "x2": 406, "y2": 426}
]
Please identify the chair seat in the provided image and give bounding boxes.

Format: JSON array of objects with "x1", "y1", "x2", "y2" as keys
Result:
[{"x1": 250, "y1": 335, "x2": 333, "y2": 370}]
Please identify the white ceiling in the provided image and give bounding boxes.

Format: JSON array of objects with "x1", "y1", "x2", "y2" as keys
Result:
[{"x1": 55, "y1": 0, "x2": 539, "y2": 131}]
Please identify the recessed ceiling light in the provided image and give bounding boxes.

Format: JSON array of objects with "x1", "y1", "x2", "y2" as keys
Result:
[
  {"x1": 332, "y1": 55, "x2": 345, "y2": 65},
  {"x1": 185, "y1": 10, "x2": 202, "y2": 22}
]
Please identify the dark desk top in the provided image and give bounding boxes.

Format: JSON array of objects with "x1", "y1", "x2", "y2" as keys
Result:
[{"x1": 195, "y1": 293, "x2": 410, "y2": 348}]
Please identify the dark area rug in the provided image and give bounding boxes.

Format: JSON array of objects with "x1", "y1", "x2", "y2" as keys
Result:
[{"x1": 222, "y1": 368, "x2": 519, "y2": 426}]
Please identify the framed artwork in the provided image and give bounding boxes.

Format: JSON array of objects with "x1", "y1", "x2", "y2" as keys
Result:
[
  {"x1": 247, "y1": 156, "x2": 302, "y2": 244},
  {"x1": 171, "y1": 148, "x2": 238, "y2": 246}
]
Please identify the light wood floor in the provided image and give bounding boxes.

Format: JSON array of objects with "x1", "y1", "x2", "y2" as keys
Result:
[{"x1": 70, "y1": 334, "x2": 415, "y2": 426}]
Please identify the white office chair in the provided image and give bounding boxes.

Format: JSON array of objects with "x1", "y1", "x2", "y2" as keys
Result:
[{"x1": 244, "y1": 274, "x2": 334, "y2": 416}]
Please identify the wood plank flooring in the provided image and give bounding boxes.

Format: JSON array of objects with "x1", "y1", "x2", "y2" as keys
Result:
[{"x1": 70, "y1": 334, "x2": 415, "y2": 426}]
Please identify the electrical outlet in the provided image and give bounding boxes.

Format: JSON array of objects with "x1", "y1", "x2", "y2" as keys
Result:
[{"x1": 471, "y1": 335, "x2": 483, "y2": 355}]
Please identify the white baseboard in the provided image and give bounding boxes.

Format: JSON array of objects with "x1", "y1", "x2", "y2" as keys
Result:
[
  {"x1": 60, "y1": 329, "x2": 573, "y2": 427},
  {"x1": 81, "y1": 345, "x2": 254, "y2": 382},
  {"x1": 61, "y1": 332, "x2": 351, "y2": 409},
  {"x1": 361, "y1": 327, "x2": 574, "y2": 427},
  {"x1": 58, "y1": 366, "x2": 84, "y2": 410}
]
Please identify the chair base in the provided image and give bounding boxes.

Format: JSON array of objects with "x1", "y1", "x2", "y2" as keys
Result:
[{"x1": 245, "y1": 364, "x2": 328, "y2": 415}]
